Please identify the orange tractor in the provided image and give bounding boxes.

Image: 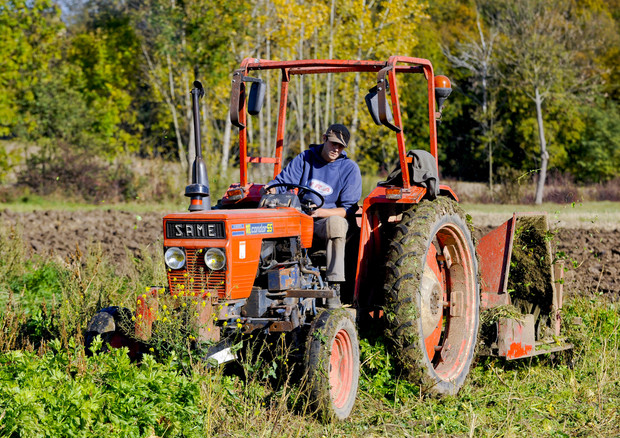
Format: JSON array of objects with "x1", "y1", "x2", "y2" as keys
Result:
[{"x1": 87, "y1": 56, "x2": 570, "y2": 420}]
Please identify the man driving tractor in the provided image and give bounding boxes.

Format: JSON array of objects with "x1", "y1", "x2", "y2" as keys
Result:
[{"x1": 264, "y1": 124, "x2": 362, "y2": 290}]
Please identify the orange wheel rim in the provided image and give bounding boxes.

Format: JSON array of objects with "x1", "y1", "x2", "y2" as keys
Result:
[
  {"x1": 329, "y1": 329, "x2": 353, "y2": 409},
  {"x1": 420, "y1": 223, "x2": 477, "y2": 381}
]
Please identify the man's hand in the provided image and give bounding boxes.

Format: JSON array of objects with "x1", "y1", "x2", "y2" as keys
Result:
[
  {"x1": 310, "y1": 207, "x2": 346, "y2": 218},
  {"x1": 260, "y1": 186, "x2": 276, "y2": 195}
]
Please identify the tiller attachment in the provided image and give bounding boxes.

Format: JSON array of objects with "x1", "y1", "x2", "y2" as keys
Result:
[{"x1": 476, "y1": 214, "x2": 571, "y2": 359}]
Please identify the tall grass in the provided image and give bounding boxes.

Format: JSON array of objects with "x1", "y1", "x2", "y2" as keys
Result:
[
  {"x1": 0, "y1": 220, "x2": 618, "y2": 437},
  {"x1": 444, "y1": 171, "x2": 620, "y2": 205}
]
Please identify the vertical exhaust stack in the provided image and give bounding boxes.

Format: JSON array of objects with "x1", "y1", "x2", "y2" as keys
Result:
[{"x1": 185, "y1": 80, "x2": 211, "y2": 211}]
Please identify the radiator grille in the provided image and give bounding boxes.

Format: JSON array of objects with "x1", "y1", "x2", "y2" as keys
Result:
[{"x1": 167, "y1": 249, "x2": 226, "y2": 298}]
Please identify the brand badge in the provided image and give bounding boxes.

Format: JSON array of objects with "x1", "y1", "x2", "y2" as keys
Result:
[{"x1": 245, "y1": 222, "x2": 274, "y2": 235}]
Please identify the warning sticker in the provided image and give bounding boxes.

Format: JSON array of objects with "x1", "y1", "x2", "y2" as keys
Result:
[
  {"x1": 231, "y1": 224, "x2": 245, "y2": 236},
  {"x1": 245, "y1": 222, "x2": 273, "y2": 235}
]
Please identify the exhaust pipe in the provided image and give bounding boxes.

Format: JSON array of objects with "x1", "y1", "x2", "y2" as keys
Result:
[{"x1": 185, "y1": 80, "x2": 211, "y2": 211}]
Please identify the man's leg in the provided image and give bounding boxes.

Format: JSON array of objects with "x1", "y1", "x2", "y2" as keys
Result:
[{"x1": 314, "y1": 216, "x2": 348, "y2": 282}]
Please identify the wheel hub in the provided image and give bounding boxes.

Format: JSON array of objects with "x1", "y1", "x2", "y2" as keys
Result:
[{"x1": 421, "y1": 268, "x2": 443, "y2": 336}]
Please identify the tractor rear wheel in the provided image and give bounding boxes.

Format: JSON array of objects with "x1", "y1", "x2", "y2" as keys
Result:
[
  {"x1": 305, "y1": 308, "x2": 359, "y2": 421},
  {"x1": 384, "y1": 198, "x2": 479, "y2": 395}
]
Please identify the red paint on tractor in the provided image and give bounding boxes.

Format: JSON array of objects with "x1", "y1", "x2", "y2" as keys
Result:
[
  {"x1": 507, "y1": 342, "x2": 533, "y2": 359},
  {"x1": 477, "y1": 216, "x2": 515, "y2": 299},
  {"x1": 498, "y1": 315, "x2": 536, "y2": 359}
]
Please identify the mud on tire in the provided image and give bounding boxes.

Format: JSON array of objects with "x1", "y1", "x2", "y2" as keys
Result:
[
  {"x1": 383, "y1": 197, "x2": 479, "y2": 395},
  {"x1": 305, "y1": 308, "x2": 360, "y2": 421}
]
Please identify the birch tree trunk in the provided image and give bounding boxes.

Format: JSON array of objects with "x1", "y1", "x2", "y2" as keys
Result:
[
  {"x1": 295, "y1": 23, "x2": 305, "y2": 152},
  {"x1": 488, "y1": 140, "x2": 493, "y2": 190},
  {"x1": 164, "y1": 53, "x2": 188, "y2": 172},
  {"x1": 182, "y1": 65, "x2": 195, "y2": 184},
  {"x1": 201, "y1": 93, "x2": 211, "y2": 159},
  {"x1": 266, "y1": 38, "x2": 273, "y2": 160},
  {"x1": 314, "y1": 31, "x2": 320, "y2": 139},
  {"x1": 349, "y1": 36, "x2": 363, "y2": 156},
  {"x1": 315, "y1": 74, "x2": 320, "y2": 139},
  {"x1": 308, "y1": 74, "x2": 313, "y2": 142},
  {"x1": 220, "y1": 114, "x2": 232, "y2": 174},
  {"x1": 324, "y1": 0, "x2": 335, "y2": 128},
  {"x1": 534, "y1": 87, "x2": 548, "y2": 204},
  {"x1": 259, "y1": 82, "x2": 268, "y2": 181}
]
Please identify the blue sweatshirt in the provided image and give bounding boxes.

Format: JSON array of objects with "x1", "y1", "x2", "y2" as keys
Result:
[{"x1": 268, "y1": 144, "x2": 362, "y2": 216}]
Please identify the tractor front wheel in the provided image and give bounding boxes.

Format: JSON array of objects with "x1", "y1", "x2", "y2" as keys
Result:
[
  {"x1": 305, "y1": 308, "x2": 359, "y2": 421},
  {"x1": 384, "y1": 198, "x2": 479, "y2": 395},
  {"x1": 85, "y1": 307, "x2": 141, "y2": 360}
]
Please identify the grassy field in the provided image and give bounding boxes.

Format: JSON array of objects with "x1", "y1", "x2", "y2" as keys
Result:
[
  {"x1": 0, "y1": 204, "x2": 618, "y2": 437},
  {"x1": 4, "y1": 191, "x2": 620, "y2": 228},
  {"x1": 0, "y1": 195, "x2": 186, "y2": 214},
  {"x1": 463, "y1": 201, "x2": 620, "y2": 230},
  {"x1": 1, "y1": 304, "x2": 617, "y2": 437}
]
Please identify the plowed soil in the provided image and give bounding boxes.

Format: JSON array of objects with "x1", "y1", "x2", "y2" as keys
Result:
[
  {"x1": 475, "y1": 226, "x2": 619, "y2": 299},
  {"x1": 1, "y1": 208, "x2": 618, "y2": 298}
]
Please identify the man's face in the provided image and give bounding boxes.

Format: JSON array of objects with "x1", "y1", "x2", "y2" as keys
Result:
[{"x1": 321, "y1": 138, "x2": 346, "y2": 163}]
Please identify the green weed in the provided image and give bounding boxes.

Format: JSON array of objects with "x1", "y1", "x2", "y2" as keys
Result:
[
  {"x1": 0, "y1": 221, "x2": 618, "y2": 436},
  {"x1": 0, "y1": 340, "x2": 206, "y2": 437}
]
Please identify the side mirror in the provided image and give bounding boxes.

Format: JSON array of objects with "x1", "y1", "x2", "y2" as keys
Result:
[
  {"x1": 248, "y1": 80, "x2": 266, "y2": 115},
  {"x1": 365, "y1": 85, "x2": 393, "y2": 126},
  {"x1": 230, "y1": 72, "x2": 265, "y2": 128},
  {"x1": 434, "y1": 75, "x2": 452, "y2": 112}
]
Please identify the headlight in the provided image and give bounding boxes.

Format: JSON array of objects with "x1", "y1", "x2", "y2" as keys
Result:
[
  {"x1": 164, "y1": 247, "x2": 186, "y2": 270},
  {"x1": 205, "y1": 248, "x2": 226, "y2": 270}
]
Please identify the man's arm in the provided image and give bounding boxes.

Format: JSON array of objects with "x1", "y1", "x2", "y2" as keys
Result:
[
  {"x1": 263, "y1": 151, "x2": 307, "y2": 194},
  {"x1": 308, "y1": 161, "x2": 361, "y2": 218},
  {"x1": 337, "y1": 162, "x2": 363, "y2": 217},
  {"x1": 309, "y1": 207, "x2": 346, "y2": 218}
]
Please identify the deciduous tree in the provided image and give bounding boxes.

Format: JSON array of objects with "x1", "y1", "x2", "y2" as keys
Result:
[
  {"x1": 444, "y1": 6, "x2": 502, "y2": 189},
  {"x1": 484, "y1": 0, "x2": 611, "y2": 203}
]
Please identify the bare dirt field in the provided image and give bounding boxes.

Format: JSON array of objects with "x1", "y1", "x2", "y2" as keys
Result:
[{"x1": 1, "y1": 208, "x2": 618, "y2": 298}]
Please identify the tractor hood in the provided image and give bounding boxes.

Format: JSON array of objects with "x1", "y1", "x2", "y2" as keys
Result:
[
  {"x1": 162, "y1": 207, "x2": 314, "y2": 300},
  {"x1": 163, "y1": 207, "x2": 314, "y2": 248}
]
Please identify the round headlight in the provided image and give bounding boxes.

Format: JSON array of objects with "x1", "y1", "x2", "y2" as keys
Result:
[
  {"x1": 204, "y1": 248, "x2": 226, "y2": 270},
  {"x1": 164, "y1": 247, "x2": 186, "y2": 270}
]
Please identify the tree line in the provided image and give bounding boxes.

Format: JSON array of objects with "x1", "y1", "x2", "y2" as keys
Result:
[{"x1": 1, "y1": 0, "x2": 618, "y2": 202}]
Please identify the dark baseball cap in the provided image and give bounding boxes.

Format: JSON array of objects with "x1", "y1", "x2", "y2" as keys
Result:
[{"x1": 325, "y1": 124, "x2": 350, "y2": 147}]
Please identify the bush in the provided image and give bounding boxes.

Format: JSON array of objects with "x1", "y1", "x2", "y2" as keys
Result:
[
  {"x1": 15, "y1": 144, "x2": 185, "y2": 203},
  {"x1": 592, "y1": 177, "x2": 620, "y2": 202},
  {"x1": 541, "y1": 171, "x2": 582, "y2": 204},
  {"x1": 445, "y1": 169, "x2": 619, "y2": 204},
  {"x1": 0, "y1": 341, "x2": 205, "y2": 437}
]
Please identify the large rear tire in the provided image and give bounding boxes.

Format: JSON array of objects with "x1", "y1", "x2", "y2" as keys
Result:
[
  {"x1": 305, "y1": 309, "x2": 359, "y2": 421},
  {"x1": 384, "y1": 198, "x2": 479, "y2": 395}
]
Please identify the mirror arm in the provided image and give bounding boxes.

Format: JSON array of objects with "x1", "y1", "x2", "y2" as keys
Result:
[
  {"x1": 242, "y1": 76, "x2": 263, "y2": 84},
  {"x1": 377, "y1": 66, "x2": 401, "y2": 133},
  {"x1": 230, "y1": 69, "x2": 245, "y2": 128},
  {"x1": 230, "y1": 71, "x2": 265, "y2": 128}
]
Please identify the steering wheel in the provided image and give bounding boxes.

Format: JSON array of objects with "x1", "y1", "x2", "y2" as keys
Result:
[{"x1": 263, "y1": 182, "x2": 325, "y2": 213}]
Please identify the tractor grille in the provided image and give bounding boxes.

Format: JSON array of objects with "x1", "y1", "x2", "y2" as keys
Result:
[{"x1": 167, "y1": 249, "x2": 226, "y2": 298}]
